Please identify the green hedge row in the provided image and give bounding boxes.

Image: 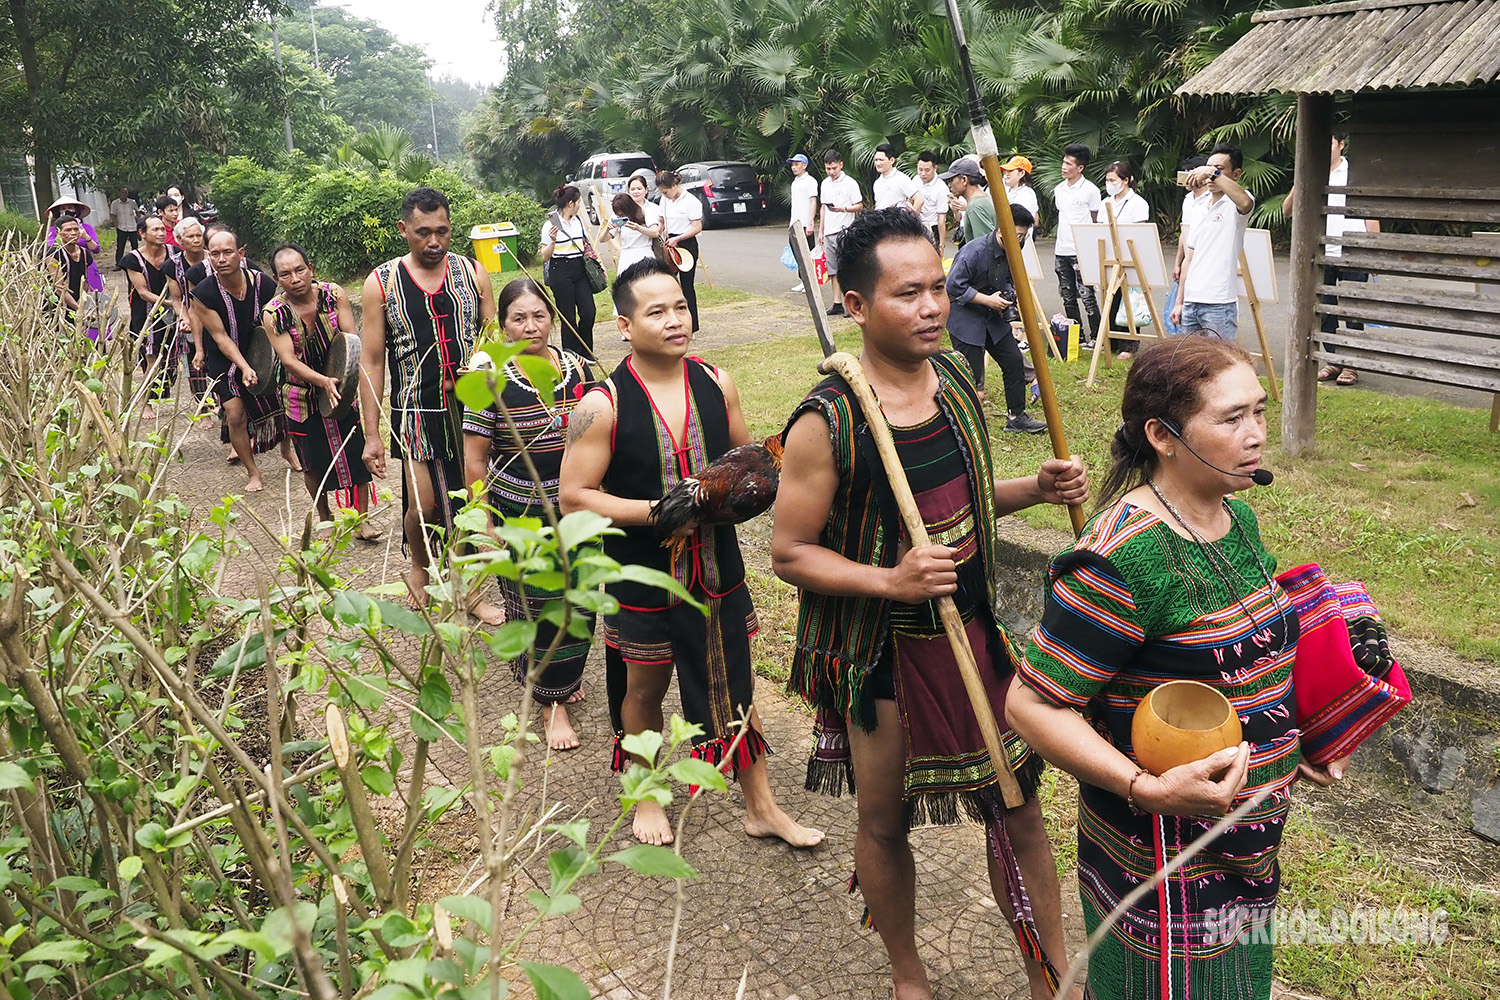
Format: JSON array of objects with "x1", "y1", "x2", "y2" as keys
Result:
[
  {"x1": 210, "y1": 157, "x2": 547, "y2": 282},
  {"x1": 0, "y1": 210, "x2": 43, "y2": 247}
]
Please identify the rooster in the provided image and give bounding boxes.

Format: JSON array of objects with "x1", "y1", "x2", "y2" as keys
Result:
[{"x1": 650, "y1": 434, "x2": 784, "y2": 560}]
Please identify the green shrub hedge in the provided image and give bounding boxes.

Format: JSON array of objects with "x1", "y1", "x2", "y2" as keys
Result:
[
  {"x1": 0, "y1": 210, "x2": 42, "y2": 247},
  {"x1": 211, "y1": 157, "x2": 546, "y2": 282}
]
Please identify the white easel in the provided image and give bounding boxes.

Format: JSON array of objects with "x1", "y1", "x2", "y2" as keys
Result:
[
  {"x1": 1237, "y1": 229, "x2": 1280, "y2": 401},
  {"x1": 1076, "y1": 208, "x2": 1170, "y2": 386}
]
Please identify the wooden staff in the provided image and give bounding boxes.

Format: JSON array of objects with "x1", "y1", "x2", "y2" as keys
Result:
[
  {"x1": 818, "y1": 351, "x2": 1024, "y2": 809},
  {"x1": 942, "y1": 0, "x2": 1083, "y2": 537}
]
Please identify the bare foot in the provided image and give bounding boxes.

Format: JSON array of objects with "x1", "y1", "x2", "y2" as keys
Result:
[
  {"x1": 631, "y1": 801, "x2": 674, "y2": 845},
  {"x1": 891, "y1": 975, "x2": 935, "y2": 1000},
  {"x1": 225, "y1": 449, "x2": 240, "y2": 465},
  {"x1": 405, "y1": 566, "x2": 430, "y2": 610},
  {"x1": 283, "y1": 449, "x2": 303, "y2": 472},
  {"x1": 355, "y1": 521, "x2": 384, "y2": 542},
  {"x1": 744, "y1": 805, "x2": 825, "y2": 848},
  {"x1": 565, "y1": 685, "x2": 586, "y2": 704},
  {"x1": 142, "y1": 404, "x2": 156, "y2": 420},
  {"x1": 545, "y1": 704, "x2": 580, "y2": 751},
  {"x1": 468, "y1": 597, "x2": 505, "y2": 626},
  {"x1": 244, "y1": 475, "x2": 265, "y2": 493}
]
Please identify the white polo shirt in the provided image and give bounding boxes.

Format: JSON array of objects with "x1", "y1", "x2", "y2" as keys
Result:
[
  {"x1": 872, "y1": 168, "x2": 920, "y2": 211},
  {"x1": 658, "y1": 190, "x2": 703, "y2": 238},
  {"x1": 916, "y1": 176, "x2": 950, "y2": 227},
  {"x1": 1104, "y1": 190, "x2": 1149, "y2": 224},
  {"x1": 1180, "y1": 188, "x2": 1212, "y2": 237},
  {"x1": 1052, "y1": 177, "x2": 1102, "y2": 256},
  {"x1": 1183, "y1": 191, "x2": 1255, "y2": 304},
  {"x1": 820, "y1": 174, "x2": 863, "y2": 236}
]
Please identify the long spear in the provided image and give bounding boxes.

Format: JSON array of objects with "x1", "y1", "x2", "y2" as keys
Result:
[{"x1": 942, "y1": 0, "x2": 1085, "y2": 537}]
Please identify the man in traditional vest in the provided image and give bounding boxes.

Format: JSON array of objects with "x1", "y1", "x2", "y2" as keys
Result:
[
  {"x1": 772, "y1": 207, "x2": 1088, "y2": 1000},
  {"x1": 360, "y1": 187, "x2": 499, "y2": 616}
]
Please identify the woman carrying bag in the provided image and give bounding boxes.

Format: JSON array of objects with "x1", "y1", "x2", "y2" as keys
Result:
[{"x1": 538, "y1": 184, "x2": 603, "y2": 357}]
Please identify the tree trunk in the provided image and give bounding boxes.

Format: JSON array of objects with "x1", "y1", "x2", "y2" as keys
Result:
[
  {"x1": 8, "y1": 0, "x2": 57, "y2": 216},
  {"x1": 29, "y1": 152, "x2": 56, "y2": 219}
]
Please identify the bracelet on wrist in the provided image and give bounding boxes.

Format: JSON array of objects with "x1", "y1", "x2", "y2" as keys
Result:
[{"x1": 1126, "y1": 767, "x2": 1150, "y2": 814}]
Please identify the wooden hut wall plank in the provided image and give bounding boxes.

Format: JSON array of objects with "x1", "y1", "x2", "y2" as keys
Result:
[
  {"x1": 1310, "y1": 348, "x2": 1500, "y2": 391},
  {"x1": 1337, "y1": 198, "x2": 1500, "y2": 224},
  {"x1": 1315, "y1": 282, "x2": 1500, "y2": 310},
  {"x1": 1315, "y1": 299, "x2": 1500, "y2": 337},
  {"x1": 1320, "y1": 251, "x2": 1500, "y2": 282}
]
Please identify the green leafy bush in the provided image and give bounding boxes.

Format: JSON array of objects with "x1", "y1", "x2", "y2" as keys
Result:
[
  {"x1": 272, "y1": 167, "x2": 409, "y2": 281},
  {"x1": 210, "y1": 159, "x2": 547, "y2": 283},
  {"x1": 0, "y1": 251, "x2": 718, "y2": 1000},
  {"x1": 0, "y1": 210, "x2": 41, "y2": 247},
  {"x1": 210, "y1": 156, "x2": 284, "y2": 257}
]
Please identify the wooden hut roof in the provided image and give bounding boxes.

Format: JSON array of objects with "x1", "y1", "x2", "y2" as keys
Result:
[{"x1": 1177, "y1": 0, "x2": 1500, "y2": 96}]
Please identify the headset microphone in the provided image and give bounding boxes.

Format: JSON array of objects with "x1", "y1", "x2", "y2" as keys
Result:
[{"x1": 1158, "y1": 418, "x2": 1275, "y2": 486}]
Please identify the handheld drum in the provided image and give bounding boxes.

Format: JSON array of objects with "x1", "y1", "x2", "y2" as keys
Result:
[
  {"x1": 241, "y1": 325, "x2": 280, "y2": 396},
  {"x1": 318, "y1": 332, "x2": 362, "y2": 421}
]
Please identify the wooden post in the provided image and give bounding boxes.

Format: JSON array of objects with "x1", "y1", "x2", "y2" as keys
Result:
[{"x1": 1285, "y1": 93, "x2": 1333, "y2": 456}]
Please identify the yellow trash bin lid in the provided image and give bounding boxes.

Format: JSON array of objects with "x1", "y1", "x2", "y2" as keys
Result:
[{"x1": 469, "y1": 222, "x2": 521, "y2": 273}]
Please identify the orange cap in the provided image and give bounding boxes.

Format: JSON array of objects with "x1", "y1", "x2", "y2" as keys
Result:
[{"x1": 999, "y1": 155, "x2": 1033, "y2": 173}]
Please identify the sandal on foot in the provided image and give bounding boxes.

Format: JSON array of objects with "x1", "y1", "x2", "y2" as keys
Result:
[
  {"x1": 1336, "y1": 368, "x2": 1359, "y2": 386},
  {"x1": 1318, "y1": 365, "x2": 1343, "y2": 382}
]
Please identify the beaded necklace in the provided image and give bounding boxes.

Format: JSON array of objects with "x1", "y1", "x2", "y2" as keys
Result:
[{"x1": 1146, "y1": 479, "x2": 1289, "y2": 660}]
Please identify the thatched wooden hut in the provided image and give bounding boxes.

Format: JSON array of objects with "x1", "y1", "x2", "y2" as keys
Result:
[{"x1": 1178, "y1": 0, "x2": 1500, "y2": 453}]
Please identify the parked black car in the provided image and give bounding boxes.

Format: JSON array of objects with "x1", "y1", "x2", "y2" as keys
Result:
[{"x1": 672, "y1": 161, "x2": 767, "y2": 227}]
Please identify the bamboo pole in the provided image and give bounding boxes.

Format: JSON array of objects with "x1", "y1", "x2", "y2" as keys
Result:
[
  {"x1": 942, "y1": 0, "x2": 1084, "y2": 536},
  {"x1": 817, "y1": 352, "x2": 1024, "y2": 809}
]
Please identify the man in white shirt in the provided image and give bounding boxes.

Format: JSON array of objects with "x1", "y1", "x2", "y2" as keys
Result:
[
  {"x1": 1170, "y1": 142, "x2": 1255, "y2": 342},
  {"x1": 1052, "y1": 143, "x2": 1103, "y2": 343},
  {"x1": 1167, "y1": 155, "x2": 1211, "y2": 334},
  {"x1": 1284, "y1": 132, "x2": 1378, "y2": 386},
  {"x1": 871, "y1": 143, "x2": 920, "y2": 214},
  {"x1": 108, "y1": 187, "x2": 140, "y2": 268},
  {"x1": 656, "y1": 169, "x2": 706, "y2": 332},
  {"x1": 788, "y1": 152, "x2": 819, "y2": 292},
  {"x1": 914, "y1": 151, "x2": 950, "y2": 252},
  {"x1": 818, "y1": 149, "x2": 863, "y2": 316}
]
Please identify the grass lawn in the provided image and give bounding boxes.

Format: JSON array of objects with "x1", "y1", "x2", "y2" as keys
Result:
[
  {"x1": 589, "y1": 281, "x2": 752, "y2": 318},
  {"x1": 701, "y1": 320, "x2": 1500, "y2": 665},
  {"x1": 704, "y1": 313, "x2": 1500, "y2": 1000}
]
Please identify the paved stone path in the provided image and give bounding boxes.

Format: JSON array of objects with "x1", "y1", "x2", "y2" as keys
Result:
[{"x1": 154, "y1": 295, "x2": 1332, "y2": 999}]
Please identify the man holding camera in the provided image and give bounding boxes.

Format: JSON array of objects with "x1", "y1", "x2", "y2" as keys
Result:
[
  {"x1": 1170, "y1": 142, "x2": 1255, "y2": 341},
  {"x1": 945, "y1": 204, "x2": 1045, "y2": 433}
]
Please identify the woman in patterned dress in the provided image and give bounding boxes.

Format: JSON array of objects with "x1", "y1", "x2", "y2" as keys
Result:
[
  {"x1": 463, "y1": 278, "x2": 600, "y2": 750},
  {"x1": 262, "y1": 245, "x2": 382, "y2": 541},
  {"x1": 1008, "y1": 336, "x2": 1351, "y2": 1000}
]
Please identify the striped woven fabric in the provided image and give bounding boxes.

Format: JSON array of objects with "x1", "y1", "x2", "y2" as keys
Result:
[
  {"x1": 1021, "y1": 498, "x2": 1301, "y2": 1000},
  {"x1": 783, "y1": 349, "x2": 1008, "y2": 725},
  {"x1": 374, "y1": 253, "x2": 482, "y2": 462},
  {"x1": 1274, "y1": 563, "x2": 1411, "y2": 766}
]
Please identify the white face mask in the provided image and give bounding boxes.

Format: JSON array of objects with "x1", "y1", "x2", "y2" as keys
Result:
[{"x1": 1106, "y1": 179, "x2": 1124, "y2": 197}]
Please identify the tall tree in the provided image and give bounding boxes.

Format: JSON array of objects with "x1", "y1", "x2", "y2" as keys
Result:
[
  {"x1": 272, "y1": 6, "x2": 435, "y2": 140},
  {"x1": 3, "y1": 0, "x2": 290, "y2": 209}
]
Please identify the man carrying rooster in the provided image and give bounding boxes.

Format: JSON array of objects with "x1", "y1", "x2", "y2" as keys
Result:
[
  {"x1": 771, "y1": 207, "x2": 1088, "y2": 1000},
  {"x1": 559, "y1": 258, "x2": 824, "y2": 849}
]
